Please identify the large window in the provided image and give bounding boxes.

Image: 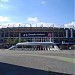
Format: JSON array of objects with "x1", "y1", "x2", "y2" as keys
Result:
[
  {"x1": 54, "y1": 38, "x2": 59, "y2": 43},
  {"x1": 74, "y1": 39, "x2": 75, "y2": 44},
  {"x1": 54, "y1": 32, "x2": 58, "y2": 37},
  {"x1": 73, "y1": 32, "x2": 75, "y2": 37},
  {"x1": 5, "y1": 32, "x2": 8, "y2": 37},
  {"x1": 10, "y1": 32, "x2": 14, "y2": 37},
  {"x1": 0, "y1": 39, "x2": 3, "y2": 43},
  {"x1": 59, "y1": 32, "x2": 64, "y2": 37},
  {"x1": 14, "y1": 32, "x2": 19, "y2": 37},
  {"x1": 1, "y1": 33, "x2": 4, "y2": 37}
]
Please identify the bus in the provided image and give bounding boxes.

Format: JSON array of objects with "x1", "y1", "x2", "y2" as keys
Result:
[{"x1": 8, "y1": 42, "x2": 60, "y2": 51}]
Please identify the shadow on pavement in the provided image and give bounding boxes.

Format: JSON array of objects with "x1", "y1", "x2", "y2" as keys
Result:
[{"x1": 0, "y1": 62, "x2": 70, "y2": 75}]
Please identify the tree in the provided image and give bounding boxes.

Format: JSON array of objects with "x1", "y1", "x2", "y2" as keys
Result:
[{"x1": 6, "y1": 38, "x2": 19, "y2": 45}]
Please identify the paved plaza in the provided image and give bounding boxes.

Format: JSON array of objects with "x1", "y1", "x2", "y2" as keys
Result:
[{"x1": 0, "y1": 50, "x2": 75, "y2": 75}]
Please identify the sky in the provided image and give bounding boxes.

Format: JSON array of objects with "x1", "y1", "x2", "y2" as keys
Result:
[{"x1": 0, "y1": 0, "x2": 75, "y2": 27}]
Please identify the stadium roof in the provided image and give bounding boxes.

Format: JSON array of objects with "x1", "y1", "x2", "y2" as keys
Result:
[{"x1": 0, "y1": 22, "x2": 75, "y2": 29}]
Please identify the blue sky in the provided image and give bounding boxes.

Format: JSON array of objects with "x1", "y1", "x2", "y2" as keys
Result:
[{"x1": 0, "y1": 0, "x2": 74, "y2": 26}]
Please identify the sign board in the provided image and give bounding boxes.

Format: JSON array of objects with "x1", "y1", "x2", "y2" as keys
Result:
[{"x1": 21, "y1": 32, "x2": 52, "y2": 37}]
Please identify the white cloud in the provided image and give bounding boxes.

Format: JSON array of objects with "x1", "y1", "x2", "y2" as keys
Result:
[
  {"x1": 0, "y1": 4, "x2": 4, "y2": 8},
  {"x1": 41, "y1": 1, "x2": 46, "y2": 4},
  {"x1": 0, "y1": 4, "x2": 9, "y2": 9},
  {"x1": 0, "y1": 0, "x2": 8, "y2": 2},
  {"x1": 0, "y1": 0, "x2": 9, "y2": 9},
  {"x1": 27, "y1": 17, "x2": 38, "y2": 23},
  {"x1": 0, "y1": 16, "x2": 9, "y2": 22},
  {"x1": 3, "y1": 0, "x2": 8, "y2": 2},
  {"x1": 64, "y1": 22, "x2": 75, "y2": 28}
]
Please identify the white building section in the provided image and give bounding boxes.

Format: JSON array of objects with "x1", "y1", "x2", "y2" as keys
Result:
[{"x1": 9, "y1": 42, "x2": 60, "y2": 51}]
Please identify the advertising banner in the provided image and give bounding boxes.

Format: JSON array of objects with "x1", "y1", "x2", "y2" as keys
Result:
[{"x1": 21, "y1": 32, "x2": 52, "y2": 37}]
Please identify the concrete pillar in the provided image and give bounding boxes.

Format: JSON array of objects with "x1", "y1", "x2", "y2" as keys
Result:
[
  {"x1": 71, "y1": 29, "x2": 73, "y2": 38},
  {"x1": 66, "y1": 30, "x2": 68, "y2": 38},
  {"x1": 50, "y1": 37, "x2": 51, "y2": 42},
  {"x1": 41, "y1": 38, "x2": 42, "y2": 42},
  {"x1": 52, "y1": 33, "x2": 54, "y2": 42},
  {"x1": 19, "y1": 32, "x2": 21, "y2": 43}
]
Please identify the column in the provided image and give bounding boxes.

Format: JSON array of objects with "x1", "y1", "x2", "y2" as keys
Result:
[
  {"x1": 71, "y1": 29, "x2": 73, "y2": 38},
  {"x1": 19, "y1": 32, "x2": 21, "y2": 43},
  {"x1": 66, "y1": 30, "x2": 68, "y2": 38},
  {"x1": 41, "y1": 38, "x2": 42, "y2": 42},
  {"x1": 50, "y1": 37, "x2": 51, "y2": 42}
]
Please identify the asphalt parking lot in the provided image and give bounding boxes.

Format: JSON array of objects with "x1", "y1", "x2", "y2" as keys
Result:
[{"x1": 0, "y1": 50, "x2": 75, "y2": 75}]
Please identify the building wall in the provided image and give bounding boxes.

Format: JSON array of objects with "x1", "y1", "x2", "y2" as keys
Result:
[{"x1": 0, "y1": 27, "x2": 75, "y2": 49}]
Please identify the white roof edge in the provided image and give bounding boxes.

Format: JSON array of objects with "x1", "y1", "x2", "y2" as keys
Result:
[{"x1": 16, "y1": 42, "x2": 54, "y2": 45}]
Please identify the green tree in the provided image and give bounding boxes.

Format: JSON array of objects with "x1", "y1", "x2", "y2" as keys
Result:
[{"x1": 6, "y1": 38, "x2": 19, "y2": 45}]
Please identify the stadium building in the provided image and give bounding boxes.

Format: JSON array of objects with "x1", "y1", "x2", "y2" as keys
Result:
[{"x1": 0, "y1": 26, "x2": 75, "y2": 49}]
